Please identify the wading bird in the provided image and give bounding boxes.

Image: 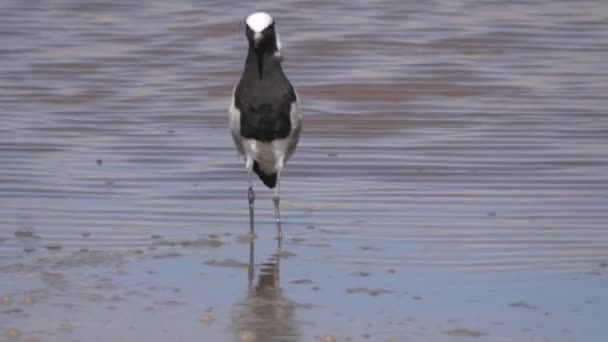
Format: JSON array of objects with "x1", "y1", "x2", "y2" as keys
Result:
[{"x1": 229, "y1": 12, "x2": 302, "y2": 238}]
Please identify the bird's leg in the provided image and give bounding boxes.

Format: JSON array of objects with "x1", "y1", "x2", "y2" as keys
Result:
[
  {"x1": 247, "y1": 166, "x2": 256, "y2": 237},
  {"x1": 273, "y1": 172, "x2": 282, "y2": 239},
  {"x1": 248, "y1": 239, "x2": 254, "y2": 291},
  {"x1": 275, "y1": 234, "x2": 282, "y2": 285},
  {"x1": 248, "y1": 186, "x2": 255, "y2": 235}
]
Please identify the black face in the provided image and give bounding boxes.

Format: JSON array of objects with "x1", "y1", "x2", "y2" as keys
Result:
[{"x1": 245, "y1": 22, "x2": 277, "y2": 53}]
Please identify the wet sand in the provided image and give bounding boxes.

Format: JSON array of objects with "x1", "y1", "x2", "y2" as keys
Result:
[{"x1": 1, "y1": 0, "x2": 608, "y2": 341}]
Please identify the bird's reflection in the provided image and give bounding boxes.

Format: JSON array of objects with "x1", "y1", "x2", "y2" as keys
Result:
[{"x1": 232, "y1": 238, "x2": 299, "y2": 341}]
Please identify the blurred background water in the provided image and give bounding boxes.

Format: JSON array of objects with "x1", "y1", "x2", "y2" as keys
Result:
[{"x1": 1, "y1": 0, "x2": 607, "y2": 341}]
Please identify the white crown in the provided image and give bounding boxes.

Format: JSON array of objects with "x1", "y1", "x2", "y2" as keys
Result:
[{"x1": 246, "y1": 12, "x2": 274, "y2": 33}]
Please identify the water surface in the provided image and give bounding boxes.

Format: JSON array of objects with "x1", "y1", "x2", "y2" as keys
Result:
[{"x1": 1, "y1": 0, "x2": 608, "y2": 341}]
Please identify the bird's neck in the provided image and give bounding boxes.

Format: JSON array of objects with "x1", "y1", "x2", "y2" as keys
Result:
[{"x1": 244, "y1": 47, "x2": 282, "y2": 80}]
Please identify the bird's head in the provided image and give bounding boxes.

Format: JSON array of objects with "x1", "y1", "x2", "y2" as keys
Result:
[{"x1": 245, "y1": 12, "x2": 281, "y2": 58}]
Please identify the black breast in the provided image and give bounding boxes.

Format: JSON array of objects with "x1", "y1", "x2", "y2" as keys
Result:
[{"x1": 235, "y1": 54, "x2": 297, "y2": 142}]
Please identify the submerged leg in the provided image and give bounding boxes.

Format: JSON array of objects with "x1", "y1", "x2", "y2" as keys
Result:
[
  {"x1": 248, "y1": 240, "x2": 254, "y2": 291},
  {"x1": 274, "y1": 235, "x2": 282, "y2": 284},
  {"x1": 247, "y1": 166, "x2": 256, "y2": 237},
  {"x1": 273, "y1": 172, "x2": 282, "y2": 239}
]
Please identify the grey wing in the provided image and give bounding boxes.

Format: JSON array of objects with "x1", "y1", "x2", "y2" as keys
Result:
[
  {"x1": 286, "y1": 92, "x2": 302, "y2": 161},
  {"x1": 229, "y1": 90, "x2": 245, "y2": 156}
]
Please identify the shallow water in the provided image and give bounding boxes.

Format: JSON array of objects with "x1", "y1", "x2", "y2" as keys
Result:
[{"x1": 1, "y1": 0, "x2": 608, "y2": 341}]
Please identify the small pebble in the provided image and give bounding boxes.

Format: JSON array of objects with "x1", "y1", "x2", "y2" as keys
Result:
[
  {"x1": 96, "y1": 159, "x2": 103, "y2": 165},
  {"x1": 14, "y1": 227, "x2": 34, "y2": 237},
  {"x1": 23, "y1": 295, "x2": 36, "y2": 305},
  {"x1": 320, "y1": 335, "x2": 338, "y2": 342},
  {"x1": 200, "y1": 313, "x2": 215, "y2": 324},
  {"x1": 240, "y1": 330, "x2": 255, "y2": 342},
  {"x1": 385, "y1": 267, "x2": 397, "y2": 274},
  {"x1": 5, "y1": 328, "x2": 21, "y2": 338},
  {"x1": 59, "y1": 322, "x2": 73, "y2": 333},
  {"x1": 45, "y1": 243, "x2": 62, "y2": 251},
  {"x1": 24, "y1": 336, "x2": 42, "y2": 342}
]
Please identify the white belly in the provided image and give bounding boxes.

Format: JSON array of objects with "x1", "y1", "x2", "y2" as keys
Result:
[{"x1": 242, "y1": 138, "x2": 289, "y2": 174}]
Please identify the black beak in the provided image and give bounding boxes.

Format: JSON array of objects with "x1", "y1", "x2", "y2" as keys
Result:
[{"x1": 254, "y1": 33, "x2": 264, "y2": 80}]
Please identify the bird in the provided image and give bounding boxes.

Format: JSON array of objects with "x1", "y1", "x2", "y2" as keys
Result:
[{"x1": 229, "y1": 12, "x2": 302, "y2": 239}]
